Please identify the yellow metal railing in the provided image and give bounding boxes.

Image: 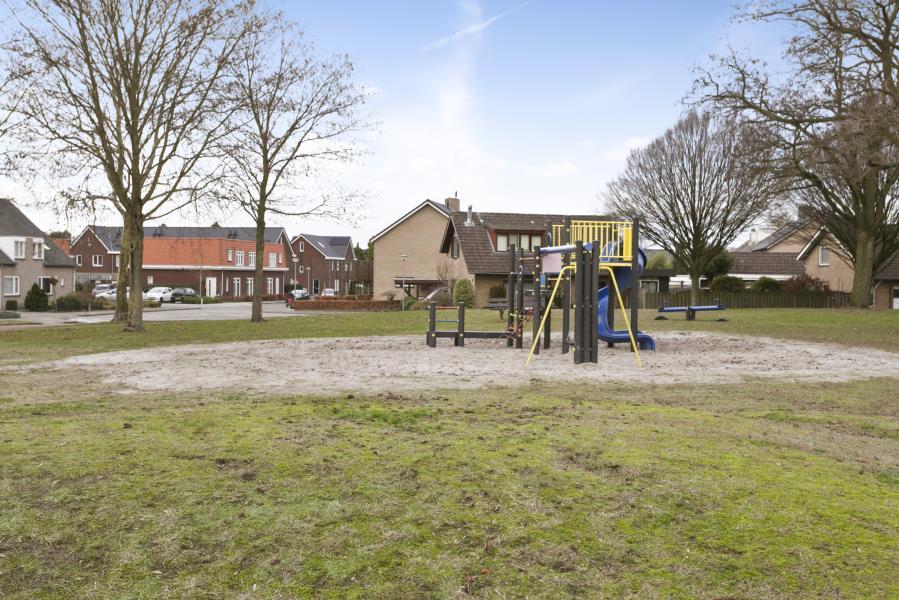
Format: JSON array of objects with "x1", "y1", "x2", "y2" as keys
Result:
[{"x1": 551, "y1": 220, "x2": 633, "y2": 264}]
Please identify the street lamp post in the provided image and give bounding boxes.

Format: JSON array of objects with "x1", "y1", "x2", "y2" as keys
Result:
[
  {"x1": 292, "y1": 256, "x2": 299, "y2": 291},
  {"x1": 400, "y1": 254, "x2": 408, "y2": 311}
]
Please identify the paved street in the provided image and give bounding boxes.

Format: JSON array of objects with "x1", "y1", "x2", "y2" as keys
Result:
[{"x1": 9, "y1": 301, "x2": 315, "y2": 326}]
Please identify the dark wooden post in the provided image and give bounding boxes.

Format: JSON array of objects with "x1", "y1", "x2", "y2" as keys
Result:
[
  {"x1": 427, "y1": 301, "x2": 437, "y2": 347},
  {"x1": 457, "y1": 302, "x2": 465, "y2": 347},
  {"x1": 562, "y1": 217, "x2": 571, "y2": 354},
  {"x1": 506, "y1": 245, "x2": 516, "y2": 347},
  {"x1": 544, "y1": 294, "x2": 552, "y2": 350},
  {"x1": 515, "y1": 246, "x2": 525, "y2": 349},
  {"x1": 629, "y1": 219, "x2": 640, "y2": 350},
  {"x1": 573, "y1": 241, "x2": 584, "y2": 364},
  {"x1": 532, "y1": 246, "x2": 541, "y2": 355},
  {"x1": 590, "y1": 243, "x2": 600, "y2": 363}
]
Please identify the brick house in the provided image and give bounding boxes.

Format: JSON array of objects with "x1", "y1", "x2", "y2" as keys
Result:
[
  {"x1": 289, "y1": 234, "x2": 358, "y2": 295},
  {"x1": 71, "y1": 224, "x2": 293, "y2": 297},
  {"x1": 736, "y1": 216, "x2": 899, "y2": 309},
  {"x1": 370, "y1": 198, "x2": 455, "y2": 300},
  {"x1": 0, "y1": 198, "x2": 76, "y2": 308}
]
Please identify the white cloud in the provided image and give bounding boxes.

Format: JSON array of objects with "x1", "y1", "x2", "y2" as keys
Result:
[
  {"x1": 599, "y1": 136, "x2": 650, "y2": 161},
  {"x1": 531, "y1": 161, "x2": 580, "y2": 177},
  {"x1": 420, "y1": 1, "x2": 528, "y2": 52}
]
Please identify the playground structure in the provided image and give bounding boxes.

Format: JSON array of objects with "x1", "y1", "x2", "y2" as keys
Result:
[
  {"x1": 657, "y1": 298, "x2": 727, "y2": 321},
  {"x1": 425, "y1": 217, "x2": 655, "y2": 366}
]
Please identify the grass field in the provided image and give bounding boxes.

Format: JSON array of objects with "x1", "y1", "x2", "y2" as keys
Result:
[
  {"x1": 1, "y1": 308, "x2": 898, "y2": 597},
  {"x1": 2, "y1": 307, "x2": 899, "y2": 366}
]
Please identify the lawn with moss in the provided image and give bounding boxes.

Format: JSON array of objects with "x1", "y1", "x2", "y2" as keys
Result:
[
  {"x1": 1, "y1": 376, "x2": 897, "y2": 598},
  {"x1": 2, "y1": 307, "x2": 899, "y2": 366}
]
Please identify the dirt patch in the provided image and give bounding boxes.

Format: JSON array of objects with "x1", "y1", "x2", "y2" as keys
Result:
[{"x1": 20, "y1": 331, "x2": 899, "y2": 395}]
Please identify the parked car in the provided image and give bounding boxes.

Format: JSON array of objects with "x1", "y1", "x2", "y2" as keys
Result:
[
  {"x1": 286, "y1": 288, "x2": 310, "y2": 306},
  {"x1": 145, "y1": 287, "x2": 173, "y2": 303},
  {"x1": 92, "y1": 283, "x2": 116, "y2": 297},
  {"x1": 95, "y1": 287, "x2": 145, "y2": 302},
  {"x1": 170, "y1": 287, "x2": 198, "y2": 303},
  {"x1": 321, "y1": 288, "x2": 335, "y2": 297}
]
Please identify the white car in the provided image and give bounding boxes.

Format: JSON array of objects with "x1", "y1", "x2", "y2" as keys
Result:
[
  {"x1": 145, "y1": 287, "x2": 173, "y2": 303},
  {"x1": 92, "y1": 283, "x2": 116, "y2": 297},
  {"x1": 95, "y1": 287, "x2": 146, "y2": 302}
]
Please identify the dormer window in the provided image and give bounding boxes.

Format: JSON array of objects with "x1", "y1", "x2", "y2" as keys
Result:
[
  {"x1": 496, "y1": 232, "x2": 543, "y2": 252},
  {"x1": 32, "y1": 242, "x2": 44, "y2": 260},
  {"x1": 14, "y1": 241, "x2": 25, "y2": 259}
]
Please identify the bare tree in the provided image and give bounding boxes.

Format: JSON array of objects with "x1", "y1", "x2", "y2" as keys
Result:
[
  {"x1": 219, "y1": 14, "x2": 366, "y2": 322},
  {"x1": 604, "y1": 111, "x2": 780, "y2": 304},
  {"x1": 435, "y1": 255, "x2": 458, "y2": 291},
  {"x1": 696, "y1": 1, "x2": 899, "y2": 307},
  {"x1": 9, "y1": 0, "x2": 251, "y2": 329}
]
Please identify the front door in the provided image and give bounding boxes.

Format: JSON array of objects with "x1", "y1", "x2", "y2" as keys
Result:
[
  {"x1": 205, "y1": 277, "x2": 217, "y2": 297},
  {"x1": 893, "y1": 286, "x2": 899, "y2": 309}
]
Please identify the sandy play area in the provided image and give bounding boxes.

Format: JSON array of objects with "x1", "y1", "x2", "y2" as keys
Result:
[{"x1": 35, "y1": 331, "x2": 899, "y2": 394}]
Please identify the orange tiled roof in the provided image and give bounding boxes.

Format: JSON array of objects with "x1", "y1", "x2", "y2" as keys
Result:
[
  {"x1": 143, "y1": 237, "x2": 287, "y2": 268},
  {"x1": 51, "y1": 237, "x2": 71, "y2": 255}
]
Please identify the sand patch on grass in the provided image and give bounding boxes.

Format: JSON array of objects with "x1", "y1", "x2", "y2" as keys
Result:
[{"x1": 35, "y1": 331, "x2": 899, "y2": 394}]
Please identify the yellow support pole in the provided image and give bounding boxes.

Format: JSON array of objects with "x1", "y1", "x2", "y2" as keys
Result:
[
  {"x1": 600, "y1": 265, "x2": 642, "y2": 367},
  {"x1": 525, "y1": 265, "x2": 574, "y2": 367}
]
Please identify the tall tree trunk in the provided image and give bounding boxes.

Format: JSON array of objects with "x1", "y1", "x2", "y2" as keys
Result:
[
  {"x1": 850, "y1": 230, "x2": 875, "y2": 308},
  {"x1": 126, "y1": 212, "x2": 145, "y2": 331},
  {"x1": 251, "y1": 208, "x2": 265, "y2": 322},
  {"x1": 690, "y1": 273, "x2": 701, "y2": 305},
  {"x1": 113, "y1": 220, "x2": 131, "y2": 321}
]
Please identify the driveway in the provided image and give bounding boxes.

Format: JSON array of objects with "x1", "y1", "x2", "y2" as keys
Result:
[{"x1": 10, "y1": 301, "x2": 316, "y2": 326}]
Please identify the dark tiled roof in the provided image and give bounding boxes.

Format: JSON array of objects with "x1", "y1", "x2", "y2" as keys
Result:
[
  {"x1": 0, "y1": 198, "x2": 75, "y2": 267},
  {"x1": 446, "y1": 211, "x2": 604, "y2": 275},
  {"x1": 296, "y1": 233, "x2": 352, "y2": 260},
  {"x1": 0, "y1": 248, "x2": 12, "y2": 266},
  {"x1": 92, "y1": 225, "x2": 287, "y2": 252},
  {"x1": 876, "y1": 251, "x2": 899, "y2": 280},
  {"x1": 729, "y1": 252, "x2": 805, "y2": 276}
]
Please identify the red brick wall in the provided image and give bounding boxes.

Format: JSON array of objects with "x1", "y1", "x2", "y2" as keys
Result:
[
  {"x1": 71, "y1": 228, "x2": 118, "y2": 281},
  {"x1": 144, "y1": 268, "x2": 288, "y2": 297},
  {"x1": 290, "y1": 237, "x2": 360, "y2": 295}
]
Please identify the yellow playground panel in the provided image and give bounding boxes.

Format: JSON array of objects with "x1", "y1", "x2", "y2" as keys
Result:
[{"x1": 551, "y1": 220, "x2": 633, "y2": 266}]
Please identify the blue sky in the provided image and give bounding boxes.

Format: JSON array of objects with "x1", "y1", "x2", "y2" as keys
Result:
[{"x1": 17, "y1": 0, "x2": 786, "y2": 243}]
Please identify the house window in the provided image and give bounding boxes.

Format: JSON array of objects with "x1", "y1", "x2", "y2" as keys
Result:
[
  {"x1": 14, "y1": 241, "x2": 25, "y2": 259},
  {"x1": 819, "y1": 246, "x2": 830, "y2": 266},
  {"x1": 58, "y1": 277, "x2": 65, "y2": 288},
  {"x1": 38, "y1": 276, "x2": 53, "y2": 293},
  {"x1": 335, "y1": 279, "x2": 340, "y2": 293},
  {"x1": 246, "y1": 277, "x2": 254, "y2": 295},
  {"x1": 496, "y1": 233, "x2": 541, "y2": 252},
  {"x1": 233, "y1": 277, "x2": 241, "y2": 296},
  {"x1": 92, "y1": 255, "x2": 103, "y2": 267},
  {"x1": 115, "y1": 255, "x2": 120, "y2": 268},
  {"x1": 266, "y1": 277, "x2": 274, "y2": 294},
  {"x1": 76, "y1": 255, "x2": 83, "y2": 267},
  {"x1": 248, "y1": 252, "x2": 256, "y2": 267},
  {"x1": 32, "y1": 242, "x2": 44, "y2": 260},
  {"x1": 451, "y1": 238, "x2": 460, "y2": 258},
  {"x1": 299, "y1": 265, "x2": 304, "y2": 273},
  {"x1": 299, "y1": 241, "x2": 304, "y2": 252},
  {"x1": 2, "y1": 276, "x2": 20, "y2": 296},
  {"x1": 268, "y1": 252, "x2": 277, "y2": 268},
  {"x1": 235, "y1": 250, "x2": 244, "y2": 266},
  {"x1": 278, "y1": 253, "x2": 283, "y2": 264},
  {"x1": 147, "y1": 275, "x2": 154, "y2": 286},
  {"x1": 227, "y1": 249, "x2": 233, "y2": 262}
]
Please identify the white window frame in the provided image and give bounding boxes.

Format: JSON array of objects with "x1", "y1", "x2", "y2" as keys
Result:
[
  {"x1": 58, "y1": 277, "x2": 65, "y2": 288},
  {"x1": 14, "y1": 241, "x2": 25, "y2": 259},
  {"x1": 299, "y1": 265, "x2": 304, "y2": 273},
  {"x1": 298, "y1": 241, "x2": 304, "y2": 252},
  {"x1": 115, "y1": 255, "x2": 121, "y2": 268},
  {"x1": 268, "y1": 252, "x2": 277, "y2": 268},
  {"x1": 147, "y1": 275, "x2": 154, "y2": 286},
  {"x1": 227, "y1": 249, "x2": 233, "y2": 262},
  {"x1": 246, "y1": 277, "x2": 254, "y2": 295},
  {"x1": 33, "y1": 242, "x2": 44, "y2": 260},
  {"x1": 248, "y1": 252, "x2": 256, "y2": 267},
  {"x1": 76, "y1": 255, "x2": 83, "y2": 267},
  {"x1": 38, "y1": 276, "x2": 53, "y2": 294},
  {"x1": 266, "y1": 277, "x2": 274, "y2": 294},
  {"x1": 818, "y1": 246, "x2": 830, "y2": 266},
  {"x1": 233, "y1": 277, "x2": 241, "y2": 296},
  {"x1": 92, "y1": 254, "x2": 103, "y2": 267},
  {"x1": 235, "y1": 250, "x2": 244, "y2": 267},
  {"x1": 2, "y1": 275, "x2": 20, "y2": 296}
]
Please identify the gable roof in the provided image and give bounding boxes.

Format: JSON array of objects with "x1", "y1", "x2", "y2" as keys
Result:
[
  {"x1": 729, "y1": 252, "x2": 806, "y2": 276},
  {"x1": 440, "y1": 210, "x2": 603, "y2": 275},
  {"x1": 294, "y1": 233, "x2": 352, "y2": 260},
  {"x1": 0, "y1": 198, "x2": 75, "y2": 268},
  {"x1": 740, "y1": 220, "x2": 811, "y2": 252},
  {"x1": 369, "y1": 200, "x2": 451, "y2": 244},
  {"x1": 79, "y1": 225, "x2": 288, "y2": 253},
  {"x1": 0, "y1": 247, "x2": 12, "y2": 266},
  {"x1": 876, "y1": 251, "x2": 899, "y2": 280}
]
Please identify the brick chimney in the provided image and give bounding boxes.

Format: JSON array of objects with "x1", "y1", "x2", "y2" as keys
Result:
[{"x1": 444, "y1": 192, "x2": 460, "y2": 212}]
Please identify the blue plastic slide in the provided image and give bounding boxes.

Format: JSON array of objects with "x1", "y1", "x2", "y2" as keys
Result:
[{"x1": 597, "y1": 285, "x2": 656, "y2": 350}]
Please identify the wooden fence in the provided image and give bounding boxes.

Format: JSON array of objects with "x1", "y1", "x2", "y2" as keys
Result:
[{"x1": 638, "y1": 290, "x2": 851, "y2": 310}]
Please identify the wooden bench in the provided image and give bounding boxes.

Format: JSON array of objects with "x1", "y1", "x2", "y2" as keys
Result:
[{"x1": 487, "y1": 297, "x2": 535, "y2": 320}]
